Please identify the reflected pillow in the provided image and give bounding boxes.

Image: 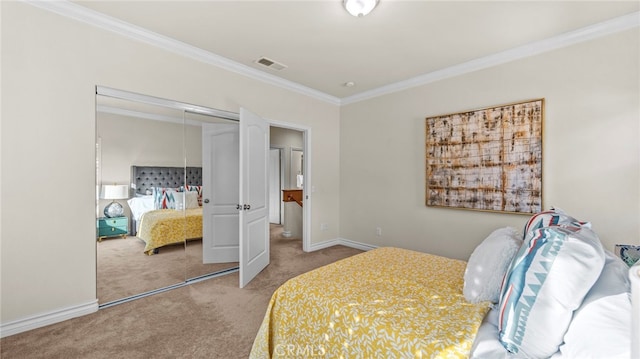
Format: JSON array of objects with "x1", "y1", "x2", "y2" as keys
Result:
[
  {"x1": 173, "y1": 191, "x2": 200, "y2": 210},
  {"x1": 463, "y1": 227, "x2": 522, "y2": 303},
  {"x1": 185, "y1": 185, "x2": 203, "y2": 206},
  {"x1": 152, "y1": 187, "x2": 179, "y2": 209},
  {"x1": 126, "y1": 195, "x2": 154, "y2": 221}
]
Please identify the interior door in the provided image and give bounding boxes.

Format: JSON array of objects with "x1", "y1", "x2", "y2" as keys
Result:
[
  {"x1": 239, "y1": 108, "x2": 270, "y2": 288},
  {"x1": 202, "y1": 122, "x2": 240, "y2": 263}
]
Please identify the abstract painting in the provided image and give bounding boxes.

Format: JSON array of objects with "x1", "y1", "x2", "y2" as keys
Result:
[{"x1": 425, "y1": 99, "x2": 543, "y2": 214}]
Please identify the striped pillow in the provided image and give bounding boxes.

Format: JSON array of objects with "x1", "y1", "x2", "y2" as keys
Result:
[
  {"x1": 152, "y1": 187, "x2": 179, "y2": 209},
  {"x1": 498, "y1": 211, "x2": 605, "y2": 358}
]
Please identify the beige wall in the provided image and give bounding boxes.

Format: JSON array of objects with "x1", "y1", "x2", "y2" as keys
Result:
[
  {"x1": 1, "y1": 2, "x2": 340, "y2": 324},
  {"x1": 339, "y1": 28, "x2": 640, "y2": 260}
]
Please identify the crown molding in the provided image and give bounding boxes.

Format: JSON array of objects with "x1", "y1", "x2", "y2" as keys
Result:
[
  {"x1": 24, "y1": 1, "x2": 638, "y2": 107},
  {"x1": 24, "y1": 0, "x2": 341, "y2": 106},
  {"x1": 341, "y1": 11, "x2": 640, "y2": 105}
]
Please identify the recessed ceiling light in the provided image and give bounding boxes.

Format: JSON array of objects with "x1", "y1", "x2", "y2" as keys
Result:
[{"x1": 343, "y1": 81, "x2": 356, "y2": 87}]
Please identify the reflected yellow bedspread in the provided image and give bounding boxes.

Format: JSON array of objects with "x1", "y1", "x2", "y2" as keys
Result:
[
  {"x1": 136, "y1": 208, "x2": 202, "y2": 255},
  {"x1": 250, "y1": 247, "x2": 490, "y2": 358}
]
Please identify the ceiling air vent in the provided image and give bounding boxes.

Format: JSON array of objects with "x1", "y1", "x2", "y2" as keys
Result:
[{"x1": 255, "y1": 57, "x2": 287, "y2": 71}]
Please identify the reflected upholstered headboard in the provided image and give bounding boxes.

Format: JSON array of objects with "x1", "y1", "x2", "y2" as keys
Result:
[
  {"x1": 128, "y1": 166, "x2": 202, "y2": 235},
  {"x1": 130, "y1": 166, "x2": 202, "y2": 196}
]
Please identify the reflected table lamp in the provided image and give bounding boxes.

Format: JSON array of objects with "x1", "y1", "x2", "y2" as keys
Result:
[{"x1": 102, "y1": 184, "x2": 129, "y2": 218}]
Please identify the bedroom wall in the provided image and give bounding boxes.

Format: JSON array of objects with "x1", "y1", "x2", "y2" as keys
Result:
[
  {"x1": 1, "y1": 2, "x2": 340, "y2": 325},
  {"x1": 97, "y1": 112, "x2": 203, "y2": 219},
  {"x1": 339, "y1": 28, "x2": 639, "y2": 260}
]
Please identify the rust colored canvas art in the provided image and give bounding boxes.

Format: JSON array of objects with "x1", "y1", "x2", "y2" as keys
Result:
[{"x1": 425, "y1": 99, "x2": 543, "y2": 214}]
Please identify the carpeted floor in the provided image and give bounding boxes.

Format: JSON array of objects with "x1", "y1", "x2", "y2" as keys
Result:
[
  {"x1": 0, "y1": 226, "x2": 363, "y2": 358},
  {"x1": 97, "y1": 236, "x2": 238, "y2": 304}
]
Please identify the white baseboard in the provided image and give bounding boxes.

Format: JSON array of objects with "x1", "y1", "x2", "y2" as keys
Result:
[
  {"x1": 336, "y1": 238, "x2": 378, "y2": 251},
  {"x1": 307, "y1": 237, "x2": 378, "y2": 252},
  {"x1": 1, "y1": 300, "x2": 99, "y2": 338}
]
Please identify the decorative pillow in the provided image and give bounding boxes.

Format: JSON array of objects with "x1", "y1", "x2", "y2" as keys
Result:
[
  {"x1": 174, "y1": 192, "x2": 186, "y2": 210},
  {"x1": 184, "y1": 191, "x2": 199, "y2": 209},
  {"x1": 463, "y1": 227, "x2": 522, "y2": 303},
  {"x1": 497, "y1": 211, "x2": 605, "y2": 358},
  {"x1": 152, "y1": 187, "x2": 179, "y2": 209},
  {"x1": 615, "y1": 244, "x2": 640, "y2": 267},
  {"x1": 522, "y1": 207, "x2": 586, "y2": 237},
  {"x1": 559, "y1": 250, "x2": 631, "y2": 359},
  {"x1": 185, "y1": 185, "x2": 203, "y2": 206}
]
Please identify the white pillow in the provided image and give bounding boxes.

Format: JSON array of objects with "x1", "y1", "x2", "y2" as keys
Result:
[
  {"x1": 185, "y1": 191, "x2": 199, "y2": 209},
  {"x1": 497, "y1": 210, "x2": 605, "y2": 358},
  {"x1": 559, "y1": 250, "x2": 631, "y2": 359},
  {"x1": 463, "y1": 227, "x2": 522, "y2": 303},
  {"x1": 174, "y1": 191, "x2": 200, "y2": 210},
  {"x1": 126, "y1": 195, "x2": 154, "y2": 221}
]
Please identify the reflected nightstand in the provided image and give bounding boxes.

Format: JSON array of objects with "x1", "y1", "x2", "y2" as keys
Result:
[{"x1": 97, "y1": 216, "x2": 128, "y2": 242}]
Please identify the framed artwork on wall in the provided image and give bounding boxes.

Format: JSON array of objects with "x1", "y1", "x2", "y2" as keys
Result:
[{"x1": 425, "y1": 99, "x2": 544, "y2": 214}]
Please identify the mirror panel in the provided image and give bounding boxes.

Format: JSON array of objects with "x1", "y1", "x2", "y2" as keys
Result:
[
  {"x1": 96, "y1": 88, "x2": 241, "y2": 305},
  {"x1": 96, "y1": 94, "x2": 187, "y2": 304}
]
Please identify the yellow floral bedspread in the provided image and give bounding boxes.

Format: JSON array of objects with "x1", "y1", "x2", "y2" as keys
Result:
[
  {"x1": 136, "y1": 207, "x2": 202, "y2": 255},
  {"x1": 250, "y1": 247, "x2": 490, "y2": 358}
]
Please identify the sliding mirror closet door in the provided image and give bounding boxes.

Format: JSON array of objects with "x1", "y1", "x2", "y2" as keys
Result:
[
  {"x1": 184, "y1": 111, "x2": 240, "y2": 281},
  {"x1": 96, "y1": 94, "x2": 187, "y2": 305}
]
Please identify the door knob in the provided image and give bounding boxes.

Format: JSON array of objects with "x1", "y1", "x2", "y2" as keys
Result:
[
  {"x1": 204, "y1": 199, "x2": 210, "y2": 204},
  {"x1": 244, "y1": 204, "x2": 251, "y2": 210}
]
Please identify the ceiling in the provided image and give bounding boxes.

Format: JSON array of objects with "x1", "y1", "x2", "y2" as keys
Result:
[{"x1": 73, "y1": 1, "x2": 639, "y2": 102}]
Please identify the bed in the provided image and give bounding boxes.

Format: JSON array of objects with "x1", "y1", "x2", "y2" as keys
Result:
[
  {"x1": 251, "y1": 247, "x2": 491, "y2": 358},
  {"x1": 128, "y1": 166, "x2": 204, "y2": 255},
  {"x1": 250, "y1": 208, "x2": 636, "y2": 358},
  {"x1": 136, "y1": 207, "x2": 203, "y2": 255}
]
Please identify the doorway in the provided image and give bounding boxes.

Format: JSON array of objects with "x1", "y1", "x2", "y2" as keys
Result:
[{"x1": 268, "y1": 125, "x2": 308, "y2": 251}]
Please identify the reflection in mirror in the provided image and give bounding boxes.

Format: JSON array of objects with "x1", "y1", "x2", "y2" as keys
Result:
[
  {"x1": 96, "y1": 88, "x2": 239, "y2": 306},
  {"x1": 96, "y1": 95, "x2": 186, "y2": 305},
  {"x1": 291, "y1": 148, "x2": 303, "y2": 189},
  {"x1": 184, "y1": 111, "x2": 239, "y2": 281}
]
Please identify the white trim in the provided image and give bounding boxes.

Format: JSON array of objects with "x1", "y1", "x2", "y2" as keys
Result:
[
  {"x1": 267, "y1": 119, "x2": 312, "y2": 253},
  {"x1": 25, "y1": 2, "x2": 638, "y2": 106},
  {"x1": 0, "y1": 300, "x2": 99, "y2": 338},
  {"x1": 97, "y1": 86, "x2": 240, "y2": 120},
  {"x1": 341, "y1": 11, "x2": 640, "y2": 105},
  {"x1": 307, "y1": 237, "x2": 378, "y2": 252},
  {"x1": 26, "y1": 0, "x2": 341, "y2": 106},
  {"x1": 308, "y1": 238, "x2": 341, "y2": 251},
  {"x1": 337, "y1": 238, "x2": 378, "y2": 251}
]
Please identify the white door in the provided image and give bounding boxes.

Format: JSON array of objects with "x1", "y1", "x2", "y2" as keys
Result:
[
  {"x1": 202, "y1": 122, "x2": 240, "y2": 263},
  {"x1": 239, "y1": 108, "x2": 270, "y2": 288},
  {"x1": 269, "y1": 148, "x2": 282, "y2": 224}
]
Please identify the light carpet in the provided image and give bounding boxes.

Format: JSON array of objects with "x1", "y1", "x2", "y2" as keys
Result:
[{"x1": 1, "y1": 226, "x2": 362, "y2": 358}]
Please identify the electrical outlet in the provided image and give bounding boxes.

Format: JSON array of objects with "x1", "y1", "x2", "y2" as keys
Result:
[
  {"x1": 376, "y1": 227, "x2": 382, "y2": 236},
  {"x1": 321, "y1": 223, "x2": 329, "y2": 231}
]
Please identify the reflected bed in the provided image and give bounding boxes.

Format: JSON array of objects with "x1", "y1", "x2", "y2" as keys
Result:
[{"x1": 136, "y1": 207, "x2": 203, "y2": 255}]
